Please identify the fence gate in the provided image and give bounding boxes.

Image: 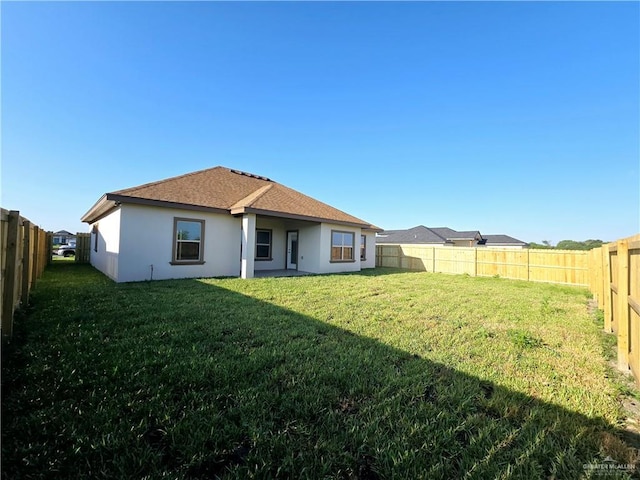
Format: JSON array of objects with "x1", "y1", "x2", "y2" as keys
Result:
[{"x1": 75, "y1": 233, "x2": 91, "y2": 264}]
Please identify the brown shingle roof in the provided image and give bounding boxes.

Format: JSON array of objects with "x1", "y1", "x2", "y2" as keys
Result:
[{"x1": 82, "y1": 166, "x2": 381, "y2": 230}]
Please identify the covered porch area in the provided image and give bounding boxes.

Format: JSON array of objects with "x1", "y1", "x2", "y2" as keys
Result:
[{"x1": 239, "y1": 212, "x2": 322, "y2": 279}]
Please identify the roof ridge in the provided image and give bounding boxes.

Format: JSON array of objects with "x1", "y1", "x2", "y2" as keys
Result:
[
  {"x1": 424, "y1": 226, "x2": 447, "y2": 241},
  {"x1": 230, "y1": 184, "x2": 273, "y2": 210},
  {"x1": 113, "y1": 166, "x2": 226, "y2": 195}
]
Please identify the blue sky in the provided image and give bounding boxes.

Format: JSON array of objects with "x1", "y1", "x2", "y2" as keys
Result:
[{"x1": 2, "y1": 2, "x2": 638, "y2": 244}]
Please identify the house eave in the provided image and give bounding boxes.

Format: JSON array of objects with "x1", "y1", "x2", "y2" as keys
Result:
[
  {"x1": 82, "y1": 193, "x2": 383, "y2": 232},
  {"x1": 81, "y1": 194, "x2": 230, "y2": 224},
  {"x1": 107, "y1": 194, "x2": 229, "y2": 216},
  {"x1": 81, "y1": 194, "x2": 116, "y2": 224},
  {"x1": 231, "y1": 206, "x2": 382, "y2": 231}
]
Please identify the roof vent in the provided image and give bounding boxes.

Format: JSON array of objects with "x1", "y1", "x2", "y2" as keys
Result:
[{"x1": 230, "y1": 169, "x2": 272, "y2": 182}]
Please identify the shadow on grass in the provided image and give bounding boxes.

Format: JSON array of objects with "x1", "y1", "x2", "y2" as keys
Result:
[{"x1": 2, "y1": 263, "x2": 639, "y2": 479}]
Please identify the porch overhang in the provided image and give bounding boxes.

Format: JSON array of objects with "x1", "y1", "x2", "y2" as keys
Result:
[{"x1": 230, "y1": 206, "x2": 382, "y2": 231}]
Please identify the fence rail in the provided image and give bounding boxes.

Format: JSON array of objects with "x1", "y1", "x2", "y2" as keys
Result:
[
  {"x1": 375, "y1": 244, "x2": 589, "y2": 286},
  {"x1": 588, "y1": 234, "x2": 640, "y2": 386},
  {"x1": 1, "y1": 209, "x2": 52, "y2": 337}
]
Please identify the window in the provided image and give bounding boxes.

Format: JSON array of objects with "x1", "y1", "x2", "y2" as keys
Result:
[
  {"x1": 173, "y1": 218, "x2": 204, "y2": 264},
  {"x1": 331, "y1": 230, "x2": 355, "y2": 262},
  {"x1": 93, "y1": 224, "x2": 99, "y2": 252},
  {"x1": 360, "y1": 234, "x2": 366, "y2": 261},
  {"x1": 255, "y1": 229, "x2": 272, "y2": 260}
]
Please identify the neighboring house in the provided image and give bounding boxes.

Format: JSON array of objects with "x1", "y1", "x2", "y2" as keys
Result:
[
  {"x1": 53, "y1": 230, "x2": 76, "y2": 245},
  {"x1": 81, "y1": 166, "x2": 381, "y2": 282},
  {"x1": 481, "y1": 234, "x2": 529, "y2": 249},
  {"x1": 376, "y1": 226, "x2": 527, "y2": 248}
]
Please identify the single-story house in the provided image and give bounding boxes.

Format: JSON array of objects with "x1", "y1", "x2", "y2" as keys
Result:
[
  {"x1": 81, "y1": 166, "x2": 381, "y2": 282},
  {"x1": 53, "y1": 230, "x2": 76, "y2": 245},
  {"x1": 376, "y1": 225, "x2": 528, "y2": 248},
  {"x1": 481, "y1": 234, "x2": 529, "y2": 249},
  {"x1": 52, "y1": 230, "x2": 76, "y2": 245}
]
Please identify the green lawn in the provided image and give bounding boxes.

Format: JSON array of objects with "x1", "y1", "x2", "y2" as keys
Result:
[
  {"x1": 2, "y1": 264, "x2": 638, "y2": 479},
  {"x1": 51, "y1": 255, "x2": 75, "y2": 262}
]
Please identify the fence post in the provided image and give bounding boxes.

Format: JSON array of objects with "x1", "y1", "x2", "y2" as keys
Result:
[
  {"x1": 46, "y1": 232, "x2": 53, "y2": 267},
  {"x1": 603, "y1": 246, "x2": 612, "y2": 332},
  {"x1": 589, "y1": 249, "x2": 597, "y2": 304},
  {"x1": 31, "y1": 227, "x2": 40, "y2": 290},
  {"x1": 617, "y1": 239, "x2": 630, "y2": 372},
  {"x1": 20, "y1": 220, "x2": 32, "y2": 306},
  {"x1": 594, "y1": 249, "x2": 599, "y2": 302},
  {"x1": 432, "y1": 247, "x2": 436, "y2": 273},
  {"x1": 473, "y1": 248, "x2": 477, "y2": 277},
  {"x1": 2, "y1": 211, "x2": 20, "y2": 337},
  {"x1": 596, "y1": 247, "x2": 604, "y2": 307}
]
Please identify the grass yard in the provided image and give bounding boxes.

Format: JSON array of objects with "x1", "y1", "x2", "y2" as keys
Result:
[
  {"x1": 51, "y1": 255, "x2": 75, "y2": 262},
  {"x1": 2, "y1": 264, "x2": 639, "y2": 479}
]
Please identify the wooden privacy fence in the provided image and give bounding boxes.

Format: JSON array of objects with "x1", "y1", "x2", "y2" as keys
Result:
[
  {"x1": 588, "y1": 234, "x2": 640, "y2": 386},
  {"x1": 75, "y1": 232, "x2": 91, "y2": 264},
  {"x1": 1, "y1": 209, "x2": 52, "y2": 337},
  {"x1": 376, "y1": 245, "x2": 589, "y2": 286}
]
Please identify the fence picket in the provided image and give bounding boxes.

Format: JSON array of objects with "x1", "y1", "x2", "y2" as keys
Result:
[
  {"x1": 1, "y1": 209, "x2": 51, "y2": 338},
  {"x1": 376, "y1": 244, "x2": 589, "y2": 285},
  {"x1": 2, "y1": 211, "x2": 21, "y2": 336}
]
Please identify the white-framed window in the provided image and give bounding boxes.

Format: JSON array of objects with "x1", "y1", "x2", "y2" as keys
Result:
[
  {"x1": 172, "y1": 218, "x2": 205, "y2": 264},
  {"x1": 360, "y1": 234, "x2": 366, "y2": 261},
  {"x1": 331, "y1": 230, "x2": 355, "y2": 262},
  {"x1": 255, "y1": 229, "x2": 272, "y2": 260}
]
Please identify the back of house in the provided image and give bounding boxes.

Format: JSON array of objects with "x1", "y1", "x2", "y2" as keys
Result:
[{"x1": 81, "y1": 166, "x2": 381, "y2": 282}]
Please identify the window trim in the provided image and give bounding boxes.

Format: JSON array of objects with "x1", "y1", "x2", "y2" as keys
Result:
[
  {"x1": 360, "y1": 234, "x2": 366, "y2": 261},
  {"x1": 255, "y1": 228, "x2": 273, "y2": 261},
  {"x1": 330, "y1": 230, "x2": 356, "y2": 263},
  {"x1": 170, "y1": 217, "x2": 206, "y2": 265}
]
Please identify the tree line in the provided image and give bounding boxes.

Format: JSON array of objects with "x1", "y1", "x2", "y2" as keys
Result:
[{"x1": 528, "y1": 239, "x2": 605, "y2": 250}]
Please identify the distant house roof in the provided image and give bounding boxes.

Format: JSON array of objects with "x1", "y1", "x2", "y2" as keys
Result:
[
  {"x1": 53, "y1": 230, "x2": 74, "y2": 236},
  {"x1": 82, "y1": 166, "x2": 381, "y2": 231},
  {"x1": 376, "y1": 226, "x2": 447, "y2": 244},
  {"x1": 376, "y1": 226, "x2": 526, "y2": 246},
  {"x1": 482, "y1": 234, "x2": 528, "y2": 247},
  {"x1": 432, "y1": 228, "x2": 482, "y2": 241}
]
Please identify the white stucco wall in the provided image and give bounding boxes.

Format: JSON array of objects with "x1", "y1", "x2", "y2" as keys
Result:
[
  {"x1": 88, "y1": 204, "x2": 372, "y2": 281},
  {"x1": 361, "y1": 231, "x2": 376, "y2": 269},
  {"x1": 296, "y1": 224, "x2": 322, "y2": 273},
  {"x1": 116, "y1": 204, "x2": 241, "y2": 282},
  {"x1": 254, "y1": 217, "x2": 287, "y2": 271},
  {"x1": 315, "y1": 223, "x2": 361, "y2": 274},
  {"x1": 90, "y1": 208, "x2": 121, "y2": 281}
]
